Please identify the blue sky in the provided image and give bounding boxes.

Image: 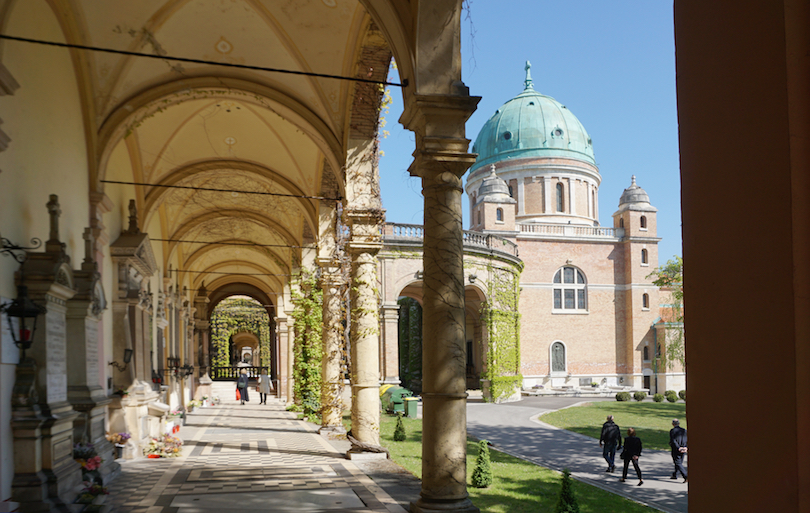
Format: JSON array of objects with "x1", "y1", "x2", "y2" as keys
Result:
[{"x1": 378, "y1": 1, "x2": 682, "y2": 262}]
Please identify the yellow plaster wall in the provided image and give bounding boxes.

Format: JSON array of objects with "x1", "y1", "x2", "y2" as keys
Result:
[{"x1": 0, "y1": 0, "x2": 90, "y2": 500}]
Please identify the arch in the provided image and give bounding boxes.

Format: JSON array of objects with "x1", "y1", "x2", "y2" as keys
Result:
[
  {"x1": 556, "y1": 182, "x2": 564, "y2": 212},
  {"x1": 643, "y1": 345, "x2": 650, "y2": 361},
  {"x1": 640, "y1": 215, "x2": 648, "y2": 229},
  {"x1": 141, "y1": 159, "x2": 319, "y2": 232},
  {"x1": 549, "y1": 340, "x2": 567, "y2": 374},
  {"x1": 620, "y1": 218, "x2": 625, "y2": 228},
  {"x1": 96, "y1": 79, "x2": 344, "y2": 193},
  {"x1": 641, "y1": 248, "x2": 649, "y2": 264},
  {"x1": 642, "y1": 293, "x2": 650, "y2": 309},
  {"x1": 552, "y1": 265, "x2": 588, "y2": 311},
  {"x1": 194, "y1": 261, "x2": 285, "y2": 297},
  {"x1": 181, "y1": 242, "x2": 289, "y2": 283},
  {"x1": 496, "y1": 208, "x2": 504, "y2": 222},
  {"x1": 207, "y1": 283, "x2": 276, "y2": 318}
]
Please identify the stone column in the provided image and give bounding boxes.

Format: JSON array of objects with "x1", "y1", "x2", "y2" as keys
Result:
[
  {"x1": 401, "y1": 92, "x2": 480, "y2": 512},
  {"x1": 346, "y1": 229, "x2": 382, "y2": 446},
  {"x1": 273, "y1": 316, "x2": 286, "y2": 398},
  {"x1": 379, "y1": 302, "x2": 400, "y2": 384},
  {"x1": 12, "y1": 195, "x2": 83, "y2": 508},
  {"x1": 284, "y1": 308, "x2": 295, "y2": 405},
  {"x1": 320, "y1": 270, "x2": 345, "y2": 433},
  {"x1": 66, "y1": 228, "x2": 118, "y2": 482}
]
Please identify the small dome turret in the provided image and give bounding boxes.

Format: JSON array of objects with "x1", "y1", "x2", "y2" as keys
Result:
[
  {"x1": 619, "y1": 176, "x2": 651, "y2": 206},
  {"x1": 477, "y1": 165, "x2": 515, "y2": 204}
]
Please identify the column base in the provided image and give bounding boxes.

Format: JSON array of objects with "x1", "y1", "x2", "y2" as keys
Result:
[
  {"x1": 410, "y1": 497, "x2": 480, "y2": 513},
  {"x1": 346, "y1": 450, "x2": 388, "y2": 461},
  {"x1": 318, "y1": 425, "x2": 346, "y2": 436}
]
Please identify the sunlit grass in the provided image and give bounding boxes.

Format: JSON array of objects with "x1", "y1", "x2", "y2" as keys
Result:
[
  {"x1": 540, "y1": 402, "x2": 687, "y2": 451},
  {"x1": 344, "y1": 412, "x2": 653, "y2": 512}
]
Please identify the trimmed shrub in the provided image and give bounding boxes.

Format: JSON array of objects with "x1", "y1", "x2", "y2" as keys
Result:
[
  {"x1": 679, "y1": 390, "x2": 686, "y2": 401},
  {"x1": 633, "y1": 391, "x2": 647, "y2": 402},
  {"x1": 555, "y1": 468, "x2": 580, "y2": 513},
  {"x1": 653, "y1": 393, "x2": 665, "y2": 402},
  {"x1": 471, "y1": 440, "x2": 493, "y2": 488},
  {"x1": 393, "y1": 413, "x2": 406, "y2": 442},
  {"x1": 665, "y1": 390, "x2": 678, "y2": 403},
  {"x1": 615, "y1": 392, "x2": 632, "y2": 402}
]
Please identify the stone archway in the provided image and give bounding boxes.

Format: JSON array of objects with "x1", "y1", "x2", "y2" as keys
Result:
[{"x1": 233, "y1": 331, "x2": 260, "y2": 366}]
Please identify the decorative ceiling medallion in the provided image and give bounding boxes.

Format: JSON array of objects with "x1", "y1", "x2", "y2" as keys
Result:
[
  {"x1": 215, "y1": 36, "x2": 233, "y2": 54},
  {"x1": 322, "y1": 0, "x2": 337, "y2": 7},
  {"x1": 224, "y1": 137, "x2": 236, "y2": 146}
]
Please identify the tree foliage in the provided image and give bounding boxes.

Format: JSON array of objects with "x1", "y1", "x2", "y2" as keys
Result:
[
  {"x1": 647, "y1": 256, "x2": 685, "y2": 370},
  {"x1": 291, "y1": 271, "x2": 323, "y2": 417},
  {"x1": 210, "y1": 296, "x2": 272, "y2": 368},
  {"x1": 471, "y1": 440, "x2": 493, "y2": 488}
]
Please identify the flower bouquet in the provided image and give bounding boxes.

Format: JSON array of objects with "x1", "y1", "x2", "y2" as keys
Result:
[
  {"x1": 143, "y1": 433, "x2": 183, "y2": 458},
  {"x1": 74, "y1": 443, "x2": 103, "y2": 482}
]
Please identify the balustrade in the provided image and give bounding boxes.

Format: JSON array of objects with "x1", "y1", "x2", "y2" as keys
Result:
[
  {"x1": 384, "y1": 223, "x2": 519, "y2": 257},
  {"x1": 210, "y1": 366, "x2": 268, "y2": 381}
]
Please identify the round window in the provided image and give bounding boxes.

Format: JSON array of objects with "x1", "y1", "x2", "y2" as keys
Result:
[
  {"x1": 503, "y1": 131, "x2": 512, "y2": 140},
  {"x1": 553, "y1": 128, "x2": 564, "y2": 137}
]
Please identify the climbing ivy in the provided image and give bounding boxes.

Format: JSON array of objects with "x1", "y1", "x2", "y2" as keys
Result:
[
  {"x1": 291, "y1": 271, "x2": 323, "y2": 417},
  {"x1": 210, "y1": 297, "x2": 272, "y2": 368},
  {"x1": 480, "y1": 265, "x2": 523, "y2": 402}
]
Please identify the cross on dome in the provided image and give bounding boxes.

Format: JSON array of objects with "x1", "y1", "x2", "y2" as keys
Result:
[{"x1": 524, "y1": 60, "x2": 534, "y2": 91}]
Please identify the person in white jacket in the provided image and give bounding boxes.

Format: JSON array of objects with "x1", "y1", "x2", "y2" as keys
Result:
[{"x1": 257, "y1": 371, "x2": 273, "y2": 404}]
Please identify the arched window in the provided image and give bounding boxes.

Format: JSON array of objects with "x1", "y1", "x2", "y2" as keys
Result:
[
  {"x1": 556, "y1": 183, "x2": 564, "y2": 212},
  {"x1": 496, "y1": 208, "x2": 504, "y2": 222},
  {"x1": 508, "y1": 185, "x2": 514, "y2": 197},
  {"x1": 553, "y1": 266, "x2": 587, "y2": 311},
  {"x1": 640, "y1": 216, "x2": 647, "y2": 229},
  {"x1": 551, "y1": 342, "x2": 566, "y2": 372},
  {"x1": 642, "y1": 293, "x2": 650, "y2": 309},
  {"x1": 619, "y1": 218, "x2": 624, "y2": 228},
  {"x1": 643, "y1": 346, "x2": 650, "y2": 360},
  {"x1": 641, "y1": 248, "x2": 649, "y2": 265}
]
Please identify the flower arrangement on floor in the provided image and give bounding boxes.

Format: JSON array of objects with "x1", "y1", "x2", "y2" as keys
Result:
[
  {"x1": 74, "y1": 443, "x2": 103, "y2": 483},
  {"x1": 186, "y1": 399, "x2": 201, "y2": 411},
  {"x1": 76, "y1": 482, "x2": 108, "y2": 504},
  {"x1": 106, "y1": 432, "x2": 131, "y2": 445},
  {"x1": 143, "y1": 434, "x2": 183, "y2": 458}
]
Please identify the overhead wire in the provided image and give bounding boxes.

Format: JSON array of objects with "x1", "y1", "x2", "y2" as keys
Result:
[
  {"x1": 0, "y1": 34, "x2": 406, "y2": 87},
  {"x1": 100, "y1": 179, "x2": 341, "y2": 202}
]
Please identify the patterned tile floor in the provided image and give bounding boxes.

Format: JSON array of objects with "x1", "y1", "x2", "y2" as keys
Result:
[{"x1": 106, "y1": 400, "x2": 406, "y2": 512}]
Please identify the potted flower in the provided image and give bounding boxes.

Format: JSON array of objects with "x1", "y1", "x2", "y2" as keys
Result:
[
  {"x1": 74, "y1": 443, "x2": 103, "y2": 483},
  {"x1": 76, "y1": 482, "x2": 108, "y2": 505},
  {"x1": 202, "y1": 395, "x2": 209, "y2": 407},
  {"x1": 106, "y1": 432, "x2": 131, "y2": 458}
]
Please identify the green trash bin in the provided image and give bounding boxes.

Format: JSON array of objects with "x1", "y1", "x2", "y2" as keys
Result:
[
  {"x1": 404, "y1": 397, "x2": 418, "y2": 418},
  {"x1": 381, "y1": 386, "x2": 413, "y2": 414}
]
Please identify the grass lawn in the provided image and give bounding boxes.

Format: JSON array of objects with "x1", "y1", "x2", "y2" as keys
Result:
[
  {"x1": 345, "y1": 412, "x2": 653, "y2": 512},
  {"x1": 540, "y1": 401, "x2": 687, "y2": 451}
]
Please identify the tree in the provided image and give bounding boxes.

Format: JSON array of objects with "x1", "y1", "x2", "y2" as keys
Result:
[
  {"x1": 648, "y1": 256, "x2": 685, "y2": 369},
  {"x1": 555, "y1": 469, "x2": 580, "y2": 513},
  {"x1": 471, "y1": 440, "x2": 493, "y2": 488}
]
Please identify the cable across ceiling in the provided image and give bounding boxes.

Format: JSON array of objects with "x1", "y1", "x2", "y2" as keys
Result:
[
  {"x1": 0, "y1": 34, "x2": 405, "y2": 87},
  {"x1": 100, "y1": 180, "x2": 342, "y2": 201}
]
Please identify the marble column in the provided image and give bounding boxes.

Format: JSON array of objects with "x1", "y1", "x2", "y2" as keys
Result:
[
  {"x1": 346, "y1": 209, "x2": 383, "y2": 446},
  {"x1": 379, "y1": 302, "x2": 400, "y2": 385},
  {"x1": 12, "y1": 195, "x2": 83, "y2": 509},
  {"x1": 285, "y1": 309, "x2": 295, "y2": 405},
  {"x1": 319, "y1": 270, "x2": 345, "y2": 433},
  {"x1": 66, "y1": 228, "x2": 118, "y2": 482},
  {"x1": 401, "y1": 92, "x2": 480, "y2": 512}
]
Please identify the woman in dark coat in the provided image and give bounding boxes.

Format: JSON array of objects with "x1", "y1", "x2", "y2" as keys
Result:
[
  {"x1": 236, "y1": 369, "x2": 250, "y2": 405},
  {"x1": 620, "y1": 427, "x2": 643, "y2": 485}
]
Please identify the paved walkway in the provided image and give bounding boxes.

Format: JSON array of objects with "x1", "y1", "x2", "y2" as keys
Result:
[
  {"x1": 105, "y1": 398, "x2": 407, "y2": 513},
  {"x1": 466, "y1": 397, "x2": 688, "y2": 513}
]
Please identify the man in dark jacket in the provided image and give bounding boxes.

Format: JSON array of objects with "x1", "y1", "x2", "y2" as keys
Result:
[
  {"x1": 599, "y1": 415, "x2": 622, "y2": 472},
  {"x1": 669, "y1": 419, "x2": 688, "y2": 482}
]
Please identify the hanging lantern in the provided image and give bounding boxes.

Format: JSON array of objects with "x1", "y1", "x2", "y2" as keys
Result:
[{"x1": 1, "y1": 285, "x2": 46, "y2": 359}]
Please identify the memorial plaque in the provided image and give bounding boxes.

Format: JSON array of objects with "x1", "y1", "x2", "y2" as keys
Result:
[
  {"x1": 46, "y1": 309, "x2": 68, "y2": 403},
  {"x1": 53, "y1": 437, "x2": 73, "y2": 462},
  {"x1": 0, "y1": 297, "x2": 20, "y2": 365},
  {"x1": 85, "y1": 318, "x2": 99, "y2": 384}
]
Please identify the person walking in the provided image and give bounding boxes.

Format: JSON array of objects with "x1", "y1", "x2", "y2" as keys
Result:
[
  {"x1": 236, "y1": 369, "x2": 250, "y2": 405},
  {"x1": 669, "y1": 419, "x2": 688, "y2": 482},
  {"x1": 257, "y1": 370, "x2": 273, "y2": 404},
  {"x1": 599, "y1": 415, "x2": 622, "y2": 472},
  {"x1": 620, "y1": 427, "x2": 643, "y2": 486}
]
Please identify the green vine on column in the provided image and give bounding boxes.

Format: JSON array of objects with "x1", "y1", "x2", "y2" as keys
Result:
[
  {"x1": 481, "y1": 265, "x2": 523, "y2": 402},
  {"x1": 291, "y1": 271, "x2": 324, "y2": 417},
  {"x1": 210, "y1": 297, "x2": 272, "y2": 370}
]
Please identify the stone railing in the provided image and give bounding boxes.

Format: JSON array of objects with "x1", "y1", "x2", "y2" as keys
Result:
[
  {"x1": 210, "y1": 366, "x2": 268, "y2": 381},
  {"x1": 383, "y1": 223, "x2": 519, "y2": 257},
  {"x1": 517, "y1": 223, "x2": 623, "y2": 239}
]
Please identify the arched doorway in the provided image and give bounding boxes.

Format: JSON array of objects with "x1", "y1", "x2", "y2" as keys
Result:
[{"x1": 210, "y1": 295, "x2": 273, "y2": 380}]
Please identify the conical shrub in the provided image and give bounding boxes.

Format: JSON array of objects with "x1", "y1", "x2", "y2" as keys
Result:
[
  {"x1": 555, "y1": 468, "x2": 580, "y2": 513},
  {"x1": 471, "y1": 440, "x2": 493, "y2": 488},
  {"x1": 393, "y1": 413, "x2": 406, "y2": 441}
]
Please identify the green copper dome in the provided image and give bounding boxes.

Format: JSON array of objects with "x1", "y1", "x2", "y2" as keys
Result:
[{"x1": 470, "y1": 61, "x2": 596, "y2": 173}]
